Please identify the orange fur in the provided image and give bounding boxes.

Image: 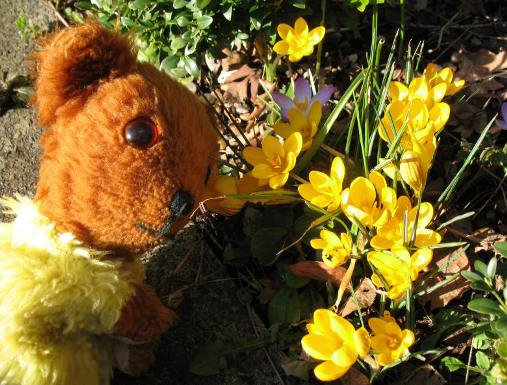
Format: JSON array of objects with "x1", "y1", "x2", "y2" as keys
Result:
[{"x1": 30, "y1": 21, "x2": 218, "y2": 376}]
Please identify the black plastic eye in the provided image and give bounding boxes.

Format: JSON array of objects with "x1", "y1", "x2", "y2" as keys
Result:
[{"x1": 124, "y1": 118, "x2": 159, "y2": 148}]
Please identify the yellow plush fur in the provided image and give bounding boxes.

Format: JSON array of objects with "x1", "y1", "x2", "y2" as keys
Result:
[{"x1": 0, "y1": 196, "x2": 144, "y2": 385}]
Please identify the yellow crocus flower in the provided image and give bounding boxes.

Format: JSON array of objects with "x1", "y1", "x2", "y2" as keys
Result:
[
  {"x1": 301, "y1": 309, "x2": 370, "y2": 381},
  {"x1": 370, "y1": 197, "x2": 441, "y2": 250},
  {"x1": 341, "y1": 171, "x2": 396, "y2": 228},
  {"x1": 424, "y1": 63, "x2": 465, "y2": 96},
  {"x1": 274, "y1": 101, "x2": 322, "y2": 151},
  {"x1": 310, "y1": 230, "x2": 352, "y2": 267},
  {"x1": 273, "y1": 17, "x2": 326, "y2": 62},
  {"x1": 367, "y1": 245, "x2": 433, "y2": 300},
  {"x1": 243, "y1": 132, "x2": 302, "y2": 189},
  {"x1": 368, "y1": 311, "x2": 415, "y2": 366},
  {"x1": 298, "y1": 156, "x2": 345, "y2": 212}
]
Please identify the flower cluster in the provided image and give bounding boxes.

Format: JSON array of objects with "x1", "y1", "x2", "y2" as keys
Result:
[
  {"x1": 378, "y1": 64, "x2": 464, "y2": 194},
  {"x1": 302, "y1": 309, "x2": 414, "y2": 381}
]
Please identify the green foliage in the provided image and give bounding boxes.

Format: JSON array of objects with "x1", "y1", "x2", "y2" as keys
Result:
[
  {"x1": 15, "y1": 16, "x2": 41, "y2": 40},
  {"x1": 74, "y1": 0, "x2": 318, "y2": 80},
  {"x1": 0, "y1": 72, "x2": 32, "y2": 115}
]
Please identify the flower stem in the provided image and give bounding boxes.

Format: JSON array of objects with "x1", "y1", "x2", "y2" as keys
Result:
[
  {"x1": 406, "y1": 281, "x2": 415, "y2": 330},
  {"x1": 399, "y1": 0, "x2": 406, "y2": 59},
  {"x1": 289, "y1": 172, "x2": 307, "y2": 185}
]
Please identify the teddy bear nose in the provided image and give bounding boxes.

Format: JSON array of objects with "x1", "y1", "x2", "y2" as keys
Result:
[{"x1": 168, "y1": 190, "x2": 194, "y2": 219}]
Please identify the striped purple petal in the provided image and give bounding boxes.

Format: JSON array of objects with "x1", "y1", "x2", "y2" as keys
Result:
[
  {"x1": 496, "y1": 118, "x2": 507, "y2": 130},
  {"x1": 294, "y1": 77, "x2": 312, "y2": 105},
  {"x1": 501, "y1": 102, "x2": 507, "y2": 121},
  {"x1": 312, "y1": 85, "x2": 335, "y2": 107},
  {"x1": 272, "y1": 92, "x2": 295, "y2": 121}
]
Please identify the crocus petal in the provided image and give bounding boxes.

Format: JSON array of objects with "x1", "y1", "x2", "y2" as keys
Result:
[
  {"x1": 262, "y1": 135, "x2": 284, "y2": 159},
  {"x1": 370, "y1": 235, "x2": 394, "y2": 250},
  {"x1": 438, "y1": 68, "x2": 453, "y2": 84},
  {"x1": 368, "y1": 318, "x2": 387, "y2": 336},
  {"x1": 388, "y1": 81, "x2": 409, "y2": 101},
  {"x1": 408, "y1": 77, "x2": 429, "y2": 101},
  {"x1": 301, "y1": 334, "x2": 338, "y2": 361},
  {"x1": 446, "y1": 79, "x2": 465, "y2": 96},
  {"x1": 299, "y1": 183, "x2": 320, "y2": 201},
  {"x1": 273, "y1": 122, "x2": 295, "y2": 139},
  {"x1": 310, "y1": 238, "x2": 328, "y2": 250},
  {"x1": 313, "y1": 85, "x2": 335, "y2": 107},
  {"x1": 411, "y1": 248, "x2": 432, "y2": 272},
  {"x1": 399, "y1": 151, "x2": 423, "y2": 193},
  {"x1": 252, "y1": 164, "x2": 276, "y2": 179},
  {"x1": 330, "y1": 156, "x2": 345, "y2": 184},
  {"x1": 272, "y1": 92, "x2": 295, "y2": 120},
  {"x1": 502, "y1": 102, "x2": 507, "y2": 121},
  {"x1": 308, "y1": 26, "x2": 326, "y2": 45},
  {"x1": 282, "y1": 152, "x2": 297, "y2": 173},
  {"x1": 369, "y1": 171, "x2": 387, "y2": 197},
  {"x1": 294, "y1": 17, "x2": 309, "y2": 36},
  {"x1": 288, "y1": 53, "x2": 303, "y2": 62},
  {"x1": 496, "y1": 118, "x2": 507, "y2": 130},
  {"x1": 308, "y1": 100, "x2": 323, "y2": 127},
  {"x1": 309, "y1": 171, "x2": 332, "y2": 191},
  {"x1": 277, "y1": 23, "x2": 293, "y2": 39},
  {"x1": 412, "y1": 201, "x2": 434, "y2": 228},
  {"x1": 269, "y1": 173, "x2": 289, "y2": 189},
  {"x1": 401, "y1": 329, "x2": 415, "y2": 347},
  {"x1": 273, "y1": 40, "x2": 290, "y2": 55},
  {"x1": 429, "y1": 102, "x2": 450, "y2": 131},
  {"x1": 430, "y1": 83, "x2": 447, "y2": 104},
  {"x1": 313, "y1": 361, "x2": 350, "y2": 382},
  {"x1": 294, "y1": 77, "x2": 312, "y2": 106},
  {"x1": 320, "y1": 229, "x2": 340, "y2": 246},
  {"x1": 213, "y1": 176, "x2": 238, "y2": 195},
  {"x1": 354, "y1": 327, "x2": 371, "y2": 358},
  {"x1": 414, "y1": 229, "x2": 441, "y2": 247},
  {"x1": 384, "y1": 319, "x2": 403, "y2": 339},
  {"x1": 377, "y1": 351, "x2": 396, "y2": 366},
  {"x1": 284, "y1": 132, "x2": 303, "y2": 155},
  {"x1": 349, "y1": 177, "x2": 376, "y2": 209},
  {"x1": 243, "y1": 146, "x2": 266, "y2": 166},
  {"x1": 288, "y1": 108, "x2": 308, "y2": 132},
  {"x1": 331, "y1": 344, "x2": 358, "y2": 367}
]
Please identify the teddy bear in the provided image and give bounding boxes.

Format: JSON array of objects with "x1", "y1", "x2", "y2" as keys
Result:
[{"x1": 0, "y1": 21, "x2": 218, "y2": 385}]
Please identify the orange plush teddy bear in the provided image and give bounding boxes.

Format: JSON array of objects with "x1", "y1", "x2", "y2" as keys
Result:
[{"x1": 0, "y1": 21, "x2": 217, "y2": 385}]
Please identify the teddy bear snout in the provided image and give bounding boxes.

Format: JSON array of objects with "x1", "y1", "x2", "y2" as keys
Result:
[{"x1": 168, "y1": 189, "x2": 194, "y2": 219}]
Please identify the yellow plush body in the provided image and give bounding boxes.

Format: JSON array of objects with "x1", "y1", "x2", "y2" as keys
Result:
[{"x1": 0, "y1": 196, "x2": 144, "y2": 385}]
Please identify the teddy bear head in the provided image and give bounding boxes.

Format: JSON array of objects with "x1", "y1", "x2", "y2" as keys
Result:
[{"x1": 32, "y1": 22, "x2": 218, "y2": 255}]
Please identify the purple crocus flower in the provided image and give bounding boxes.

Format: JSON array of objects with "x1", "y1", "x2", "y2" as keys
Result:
[
  {"x1": 496, "y1": 102, "x2": 507, "y2": 130},
  {"x1": 272, "y1": 77, "x2": 335, "y2": 121}
]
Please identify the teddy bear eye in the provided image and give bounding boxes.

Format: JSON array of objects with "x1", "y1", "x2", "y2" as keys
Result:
[{"x1": 124, "y1": 118, "x2": 159, "y2": 148}]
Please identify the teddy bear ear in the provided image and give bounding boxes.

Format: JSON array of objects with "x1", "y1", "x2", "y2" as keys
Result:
[{"x1": 32, "y1": 21, "x2": 137, "y2": 127}]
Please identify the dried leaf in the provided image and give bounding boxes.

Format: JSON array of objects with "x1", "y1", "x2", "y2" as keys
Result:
[
  {"x1": 289, "y1": 261, "x2": 346, "y2": 286},
  {"x1": 257, "y1": 279, "x2": 276, "y2": 305},
  {"x1": 280, "y1": 358, "x2": 313, "y2": 381},
  {"x1": 340, "y1": 367, "x2": 371, "y2": 385},
  {"x1": 392, "y1": 364, "x2": 446, "y2": 385},
  {"x1": 454, "y1": 48, "x2": 507, "y2": 94},
  {"x1": 341, "y1": 278, "x2": 377, "y2": 317},
  {"x1": 220, "y1": 64, "x2": 261, "y2": 102},
  {"x1": 418, "y1": 247, "x2": 470, "y2": 309},
  {"x1": 471, "y1": 227, "x2": 507, "y2": 254},
  {"x1": 220, "y1": 47, "x2": 246, "y2": 71}
]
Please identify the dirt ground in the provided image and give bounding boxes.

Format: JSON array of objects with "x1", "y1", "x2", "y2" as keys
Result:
[{"x1": 0, "y1": 1, "x2": 281, "y2": 384}]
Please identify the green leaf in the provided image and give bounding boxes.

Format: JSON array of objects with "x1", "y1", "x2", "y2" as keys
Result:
[
  {"x1": 487, "y1": 257, "x2": 497, "y2": 278},
  {"x1": 470, "y1": 281, "x2": 491, "y2": 291},
  {"x1": 160, "y1": 55, "x2": 179, "y2": 73},
  {"x1": 176, "y1": 15, "x2": 191, "y2": 27},
  {"x1": 242, "y1": 206, "x2": 264, "y2": 237},
  {"x1": 190, "y1": 343, "x2": 221, "y2": 375},
  {"x1": 268, "y1": 288, "x2": 301, "y2": 324},
  {"x1": 494, "y1": 241, "x2": 507, "y2": 258},
  {"x1": 493, "y1": 317, "x2": 507, "y2": 337},
  {"x1": 170, "y1": 37, "x2": 187, "y2": 50},
  {"x1": 196, "y1": 0, "x2": 211, "y2": 8},
  {"x1": 442, "y1": 356, "x2": 468, "y2": 372},
  {"x1": 223, "y1": 5, "x2": 233, "y2": 21},
  {"x1": 74, "y1": 1, "x2": 93, "y2": 10},
  {"x1": 468, "y1": 298, "x2": 504, "y2": 317},
  {"x1": 196, "y1": 15, "x2": 213, "y2": 29},
  {"x1": 262, "y1": 206, "x2": 294, "y2": 229},
  {"x1": 298, "y1": 286, "x2": 325, "y2": 319},
  {"x1": 173, "y1": 0, "x2": 187, "y2": 9},
  {"x1": 472, "y1": 333, "x2": 491, "y2": 350},
  {"x1": 474, "y1": 260, "x2": 489, "y2": 276},
  {"x1": 183, "y1": 57, "x2": 200, "y2": 78},
  {"x1": 129, "y1": 0, "x2": 150, "y2": 10},
  {"x1": 462, "y1": 271, "x2": 484, "y2": 283},
  {"x1": 475, "y1": 351, "x2": 490, "y2": 370},
  {"x1": 251, "y1": 227, "x2": 288, "y2": 266},
  {"x1": 290, "y1": 0, "x2": 306, "y2": 9},
  {"x1": 497, "y1": 339, "x2": 507, "y2": 358}
]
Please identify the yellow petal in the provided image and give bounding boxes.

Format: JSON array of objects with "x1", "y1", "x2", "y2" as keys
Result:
[
  {"x1": 330, "y1": 156, "x2": 345, "y2": 184},
  {"x1": 424, "y1": 63, "x2": 438, "y2": 82},
  {"x1": 213, "y1": 176, "x2": 238, "y2": 195},
  {"x1": 408, "y1": 99, "x2": 429, "y2": 130},
  {"x1": 340, "y1": 233, "x2": 352, "y2": 252},
  {"x1": 288, "y1": 108, "x2": 308, "y2": 131},
  {"x1": 446, "y1": 79, "x2": 465, "y2": 96},
  {"x1": 399, "y1": 151, "x2": 423, "y2": 193},
  {"x1": 288, "y1": 52, "x2": 303, "y2": 62},
  {"x1": 368, "y1": 318, "x2": 387, "y2": 337},
  {"x1": 412, "y1": 201, "x2": 434, "y2": 228},
  {"x1": 301, "y1": 334, "x2": 338, "y2": 361},
  {"x1": 380, "y1": 158, "x2": 397, "y2": 180},
  {"x1": 369, "y1": 171, "x2": 387, "y2": 197},
  {"x1": 320, "y1": 229, "x2": 340, "y2": 247},
  {"x1": 414, "y1": 229, "x2": 441, "y2": 247},
  {"x1": 313, "y1": 361, "x2": 350, "y2": 382},
  {"x1": 273, "y1": 40, "x2": 290, "y2": 55},
  {"x1": 401, "y1": 329, "x2": 415, "y2": 348},
  {"x1": 349, "y1": 177, "x2": 376, "y2": 209},
  {"x1": 277, "y1": 23, "x2": 293, "y2": 39},
  {"x1": 284, "y1": 132, "x2": 303, "y2": 155},
  {"x1": 310, "y1": 238, "x2": 327, "y2": 250},
  {"x1": 262, "y1": 135, "x2": 284, "y2": 160},
  {"x1": 354, "y1": 327, "x2": 371, "y2": 358},
  {"x1": 370, "y1": 334, "x2": 390, "y2": 352},
  {"x1": 429, "y1": 102, "x2": 450, "y2": 131},
  {"x1": 430, "y1": 82, "x2": 447, "y2": 104},
  {"x1": 391, "y1": 245, "x2": 411, "y2": 264},
  {"x1": 377, "y1": 351, "x2": 396, "y2": 366},
  {"x1": 314, "y1": 309, "x2": 355, "y2": 341},
  {"x1": 408, "y1": 77, "x2": 429, "y2": 101},
  {"x1": 273, "y1": 123, "x2": 294, "y2": 138},
  {"x1": 281, "y1": 151, "x2": 296, "y2": 173},
  {"x1": 381, "y1": 187, "x2": 397, "y2": 211},
  {"x1": 312, "y1": 195, "x2": 334, "y2": 208},
  {"x1": 308, "y1": 26, "x2": 326, "y2": 45},
  {"x1": 252, "y1": 164, "x2": 276, "y2": 179},
  {"x1": 308, "y1": 100, "x2": 323, "y2": 127},
  {"x1": 388, "y1": 81, "x2": 409, "y2": 101},
  {"x1": 438, "y1": 67, "x2": 453, "y2": 84},
  {"x1": 269, "y1": 172, "x2": 289, "y2": 189},
  {"x1": 411, "y1": 248, "x2": 432, "y2": 272},
  {"x1": 298, "y1": 183, "x2": 320, "y2": 201},
  {"x1": 370, "y1": 235, "x2": 394, "y2": 250},
  {"x1": 309, "y1": 171, "x2": 332, "y2": 191},
  {"x1": 331, "y1": 344, "x2": 358, "y2": 367},
  {"x1": 384, "y1": 319, "x2": 403, "y2": 339},
  {"x1": 294, "y1": 17, "x2": 309, "y2": 37},
  {"x1": 243, "y1": 146, "x2": 266, "y2": 166}
]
